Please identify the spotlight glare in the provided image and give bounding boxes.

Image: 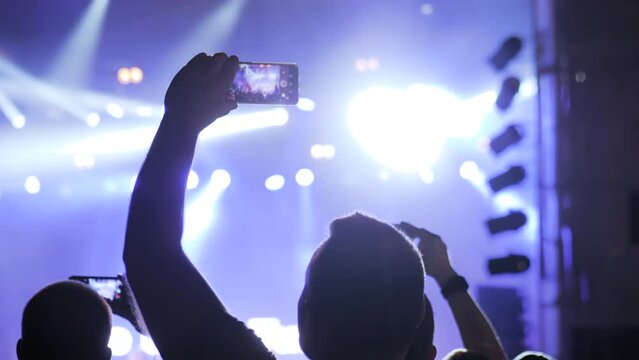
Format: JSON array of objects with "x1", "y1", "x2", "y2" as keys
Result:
[
  {"x1": 117, "y1": 67, "x2": 131, "y2": 85},
  {"x1": 135, "y1": 106, "x2": 154, "y2": 117},
  {"x1": 420, "y1": 3, "x2": 434, "y2": 15},
  {"x1": 419, "y1": 168, "x2": 435, "y2": 184},
  {"x1": 11, "y1": 114, "x2": 26, "y2": 129},
  {"x1": 348, "y1": 85, "x2": 460, "y2": 173},
  {"x1": 296, "y1": 98, "x2": 315, "y2": 112},
  {"x1": 129, "y1": 67, "x2": 144, "y2": 83},
  {"x1": 295, "y1": 168, "x2": 315, "y2": 187},
  {"x1": 140, "y1": 335, "x2": 159, "y2": 356},
  {"x1": 108, "y1": 326, "x2": 133, "y2": 357},
  {"x1": 86, "y1": 112, "x2": 101, "y2": 127},
  {"x1": 187, "y1": 170, "x2": 200, "y2": 190},
  {"x1": 323, "y1": 144, "x2": 336, "y2": 159},
  {"x1": 130, "y1": 175, "x2": 138, "y2": 191},
  {"x1": 24, "y1": 176, "x2": 41, "y2": 194},
  {"x1": 73, "y1": 153, "x2": 96, "y2": 169},
  {"x1": 265, "y1": 175, "x2": 285, "y2": 191},
  {"x1": 211, "y1": 169, "x2": 231, "y2": 190},
  {"x1": 459, "y1": 161, "x2": 480, "y2": 181},
  {"x1": 106, "y1": 103, "x2": 124, "y2": 119},
  {"x1": 310, "y1": 144, "x2": 324, "y2": 159}
]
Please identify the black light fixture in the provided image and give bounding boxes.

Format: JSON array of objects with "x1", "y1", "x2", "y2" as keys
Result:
[
  {"x1": 489, "y1": 36, "x2": 523, "y2": 71},
  {"x1": 490, "y1": 124, "x2": 524, "y2": 155},
  {"x1": 488, "y1": 166, "x2": 526, "y2": 193},
  {"x1": 496, "y1": 77, "x2": 520, "y2": 111},
  {"x1": 486, "y1": 210, "x2": 527, "y2": 234},
  {"x1": 488, "y1": 254, "x2": 530, "y2": 275}
]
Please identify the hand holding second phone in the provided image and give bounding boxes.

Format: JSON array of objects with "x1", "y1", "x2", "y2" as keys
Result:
[{"x1": 163, "y1": 52, "x2": 239, "y2": 134}]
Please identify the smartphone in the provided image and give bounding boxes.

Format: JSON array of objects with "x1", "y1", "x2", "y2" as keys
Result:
[
  {"x1": 230, "y1": 62, "x2": 299, "y2": 105},
  {"x1": 69, "y1": 276, "x2": 122, "y2": 301}
]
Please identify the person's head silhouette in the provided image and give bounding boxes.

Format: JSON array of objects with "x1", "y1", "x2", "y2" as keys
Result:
[
  {"x1": 17, "y1": 280, "x2": 112, "y2": 360},
  {"x1": 298, "y1": 213, "x2": 428, "y2": 360}
]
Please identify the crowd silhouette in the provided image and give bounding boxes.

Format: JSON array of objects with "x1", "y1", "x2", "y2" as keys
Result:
[{"x1": 17, "y1": 53, "x2": 554, "y2": 360}]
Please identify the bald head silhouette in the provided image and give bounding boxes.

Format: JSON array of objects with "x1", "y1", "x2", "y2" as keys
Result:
[{"x1": 17, "y1": 280, "x2": 112, "y2": 360}]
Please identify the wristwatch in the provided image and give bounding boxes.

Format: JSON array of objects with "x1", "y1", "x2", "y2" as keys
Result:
[{"x1": 440, "y1": 275, "x2": 469, "y2": 299}]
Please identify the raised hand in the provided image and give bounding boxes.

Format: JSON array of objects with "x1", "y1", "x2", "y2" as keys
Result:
[
  {"x1": 396, "y1": 221, "x2": 456, "y2": 283},
  {"x1": 163, "y1": 52, "x2": 239, "y2": 134}
]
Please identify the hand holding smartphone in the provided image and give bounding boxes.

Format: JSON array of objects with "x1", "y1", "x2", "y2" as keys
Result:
[{"x1": 230, "y1": 62, "x2": 299, "y2": 105}]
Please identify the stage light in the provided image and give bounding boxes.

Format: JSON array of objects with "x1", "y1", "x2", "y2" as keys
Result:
[
  {"x1": 489, "y1": 36, "x2": 523, "y2": 71},
  {"x1": 48, "y1": 0, "x2": 110, "y2": 87},
  {"x1": 0, "y1": 88, "x2": 26, "y2": 128},
  {"x1": 129, "y1": 67, "x2": 144, "y2": 84},
  {"x1": 310, "y1": 144, "x2": 336, "y2": 160},
  {"x1": 459, "y1": 161, "x2": 480, "y2": 181},
  {"x1": 378, "y1": 170, "x2": 391, "y2": 181},
  {"x1": 117, "y1": 67, "x2": 131, "y2": 85},
  {"x1": 108, "y1": 326, "x2": 133, "y2": 357},
  {"x1": 488, "y1": 254, "x2": 530, "y2": 275},
  {"x1": 106, "y1": 103, "x2": 124, "y2": 119},
  {"x1": 296, "y1": 98, "x2": 315, "y2": 112},
  {"x1": 265, "y1": 175, "x2": 285, "y2": 191},
  {"x1": 24, "y1": 176, "x2": 41, "y2": 194},
  {"x1": 86, "y1": 112, "x2": 100, "y2": 127},
  {"x1": 140, "y1": 335, "x2": 159, "y2": 356},
  {"x1": 354, "y1": 58, "x2": 380, "y2": 72},
  {"x1": 486, "y1": 210, "x2": 527, "y2": 234},
  {"x1": 490, "y1": 124, "x2": 523, "y2": 154},
  {"x1": 135, "y1": 106, "x2": 153, "y2": 117},
  {"x1": 575, "y1": 71, "x2": 587, "y2": 83},
  {"x1": 496, "y1": 77, "x2": 520, "y2": 111},
  {"x1": 11, "y1": 114, "x2": 26, "y2": 129},
  {"x1": 295, "y1": 169, "x2": 315, "y2": 187},
  {"x1": 73, "y1": 153, "x2": 96, "y2": 169},
  {"x1": 200, "y1": 108, "x2": 289, "y2": 140},
  {"x1": 310, "y1": 145, "x2": 324, "y2": 159},
  {"x1": 348, "y1": 85, "x2": 463, "y2": 173},
  {"x1": 323, "y1": 144, "x2": 335, "y2": 159},
  {"x1": 419, "y1": 168, "x2": 435, "y2": 184},
  {"x1": 488, "y1": 166, "x2": 526, "y2": 193},
  {"x1": 210, "y1": 169, "x2": 231, "y2": 190},
  {"x1": 187, "y1": 170, "x2": 200, "y2": 190},
  {"x1": 420, "y1": 3, "x2": 434, "y2": 15}
]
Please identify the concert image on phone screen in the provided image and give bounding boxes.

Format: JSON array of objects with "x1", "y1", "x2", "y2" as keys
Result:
[
  {"x1": 230, "y1": 63, "x2": 299, "y2": 105},
  {"x1": 87, "y1": 278, "x2": 120, "y2": 300}
]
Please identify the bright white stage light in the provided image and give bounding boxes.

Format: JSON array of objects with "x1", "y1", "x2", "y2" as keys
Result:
[
  {"x1": 310, "y1": 144, "x2": 324, "y2": 159},
  {"x1": 73, "y1": 153, "x2": 96, "y2": 169},
  {"x1": 24, "y1": 176, "x2": 41, "y2": 194},
  {"x1": 295, "y1": 169, "x2": 315, "y2": 187},
  {"x1": 378, "y1": 170, "x2": 391, "y2": 181},
  {"x1": 11, "y1": 114, "x2": 26, "y2": 129},
  {"x1": 348, "y1": 85, "x2": 461, "y2": 173},
  {"x1": 247, "y1": 317, "x2": 303, "y2": 356},
  {"x1": 419, "y1": 168, "x2": 435, "y2": 184},
  {"x1": 265, "y1": 175, "x2": 285, "y2": 191},
  {"x1": 135, "y1": 106, "x2": 153, "y2": 117},
  {"x1": 347, "y1": 84, "x2": 502, "y2": 173},
  {"x1": 187, "y1": 170, "x2": 200, "y2": 190},
  {"x1": 323, "y1": 144, "x2": 336, "y2": 159},
  {"x1": 108, "y1": 326, "x2": 133, "y2": 357},
  {"x1": 459, "y1": 161, "x2": 480, "y2": 181},
  {"x1": 0, "y1": 88, "x2": 26, "y2": 128},
  {"x1": 106, "y1": 103, "x2": 124, "y2": 119},
  {"x1": 210, "y1": 169, "x2": 231, "y2": 190},
  {"x1": 296, "y1": 98, "x2": 316, "y2": 112},
  {"x1": 420, "y1": 3, "x2": 434, "y2": 15},
  {"x1": 86, "y1": 112, "x2": 100, "y2": 127},
  {"x1": 140, "y1": 335, "x2": 159, "y2": 356},
  {"x1": 64, "y1": 109, "x2": 288, "y2": 158},
  {"x1": 117, "y1": 67, "x2": 131, "y2": 85},
  {"x1": 129, "y1": 67, "x2": 144, "y2": 84}
]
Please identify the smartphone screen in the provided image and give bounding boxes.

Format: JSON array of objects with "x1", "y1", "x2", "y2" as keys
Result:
[
  {"x1": 230, "y1": 62, "x2": 299, "y2": 105},
  {"x1": 70, "y1": 276, "x2": 122, "y2": 301}
]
